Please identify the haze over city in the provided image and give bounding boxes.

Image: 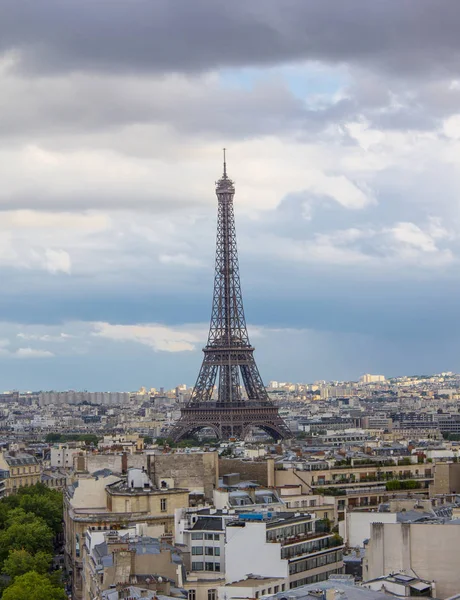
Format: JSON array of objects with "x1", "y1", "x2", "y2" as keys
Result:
[{"x1": 2, "y1": 2, "x2": 460, "y2": 389}]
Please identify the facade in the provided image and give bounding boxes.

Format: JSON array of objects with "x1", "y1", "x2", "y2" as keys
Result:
[
  {"x1": 430, "y1": 461, "x2": 460, "y2": 495},
  {"x1": 148, "y1": 452, "x2": 219, "y2": 501},
  {"x1": 364, "y1": 521, "x2": 460, "y2": 598},
  {"x1": 0, "y1": 451, "x2": 41, "y2": 495},
  {"x1": 225, "y1": 512, "x2": 343, "y2": 589},
  {"x1": 64, "y1": 468, "x2": 189, "y2": 599},
  {"x1": 50, "y1": 443, "x2": 83, "y2": 468},
  {"x1": 41, "y1": 468, "x2": 72, "y2": 491},
  {"x1": 360, "y1": 375, "x2": 385, "y2": 384},
  {"x1": 82, "y1": 527, "x2": 185, "y2": 600},
  {"x1": 219, "y1": 575, "x2": 286, "y2": 600}
]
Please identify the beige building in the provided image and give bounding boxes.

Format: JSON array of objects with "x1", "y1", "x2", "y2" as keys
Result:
[
  {"x1": 148, "y1": 451, "x2": 219, "y2": 501},
  {"x1": 364, "y1": 521, "x2": 460, "y2": 598},
  {"x1": 82, "y1": 527, "x2": 185, "y2": 600},
  {"x1": 0, "y1": 451, "x2": 41, "y2": 495},
  {"x1": 64, "y1": 468, "x2": 189, "y2": 599},
  {"x1": 430, "y1": 461, "x2": 460, "y2": 496}
]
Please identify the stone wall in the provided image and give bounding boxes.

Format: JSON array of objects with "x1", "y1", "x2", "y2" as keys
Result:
[
  {"x1": 148, "y1": 452, "x2": 218, "y2": 500},
  {"x1": 218, "y1": 458, "x2": 274, "y2": 487}
]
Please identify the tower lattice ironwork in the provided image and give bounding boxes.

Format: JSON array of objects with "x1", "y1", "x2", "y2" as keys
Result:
[{"x1": 169, "y1": 152, "x2": 290, "y2": 442}]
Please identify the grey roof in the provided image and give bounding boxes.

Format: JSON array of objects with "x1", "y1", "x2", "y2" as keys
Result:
[
  {"x1": 102, "y1": 587, "x2": 157, "y2": 599},
  {"x1": 396, "y1": 510, "x2": 437, "y2": 523},
  {"x1": 93, "y1": 468, "x2": 115, "y2": 479},
  {"x1": 192, "y1": 517, "x2": 224, "y2": 532},
  {"x1": 93, "y1": 535, "x2": 183, "y2": 567},
  {"x1": 271, "y1": 580, "x2": 394, "y2": 600},
  {"x1": 4, "y1": 454, "x2": 38, "y2": 466}
]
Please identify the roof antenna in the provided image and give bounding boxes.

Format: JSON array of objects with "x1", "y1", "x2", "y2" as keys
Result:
[{"x1": 223, "y1": 148, "x2": 227, "y2": 178}]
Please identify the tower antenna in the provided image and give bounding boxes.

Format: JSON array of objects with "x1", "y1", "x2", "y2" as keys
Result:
[{"x1": 223, "y1": 148, "x2": 227, "y2": 178}]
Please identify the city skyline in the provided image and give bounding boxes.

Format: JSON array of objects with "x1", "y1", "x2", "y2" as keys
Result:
[{"x1": 2, "y1": 2, "x2": 460, "y2": 389}]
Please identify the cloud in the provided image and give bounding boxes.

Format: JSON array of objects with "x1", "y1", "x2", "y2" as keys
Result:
[
  {"x1": 43, "y1": 249, "x2": 71, "y2": 274},
  {"x1": 2, "y1": 1, "x2": 460, "y2": 78},
  {"x1": 159, "y1": 253, "x2": 203, "y2": 268},
  {"x1": 1, "y1": 0, "x2": 460, "y2": 388},
  {"x1": 13, "y1": 347, "x2": 54, "y2": 358},
  {"x1": 0, "y1": 346, "x2": 55, "y2": 359},
  {"x1": 92, "y1": 322, "x2": 206, "y2": 353}
]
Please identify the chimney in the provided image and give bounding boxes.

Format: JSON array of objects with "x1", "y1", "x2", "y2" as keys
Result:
[{"x1": 121, "y1": 452, "x2": 128, "y2": 475}]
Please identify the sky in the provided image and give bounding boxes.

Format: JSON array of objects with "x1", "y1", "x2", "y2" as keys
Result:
[{"x1": 2, "y1": 1, "x2": 460, "y2": 391}]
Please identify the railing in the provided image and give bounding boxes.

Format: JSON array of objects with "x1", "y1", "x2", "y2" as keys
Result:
[
  {"x1": 312, "y1": 474, "x2": 433, "y2": 486},
  {"x1": 345, "y1": 486, "x2": 386, "y2": 495},
  {"x1": 267, "y1": 530, "x2": 330, "y2": 547}
]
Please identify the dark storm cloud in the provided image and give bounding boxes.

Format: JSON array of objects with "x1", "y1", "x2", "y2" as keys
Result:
[{"x1": 1, "y1": 0, "x2": 460, "y2": 77}]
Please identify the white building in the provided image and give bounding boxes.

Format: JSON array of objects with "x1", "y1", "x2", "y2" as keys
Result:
[
  {"x1": 225, "y1": 512, "x2": 343, "y2": 589},
  {"x1": 360, "y1": 375, "x2": 385, "y2": 384},
  {"x1": 50, "y1": 444, "x2": 83, "y2": 469}
]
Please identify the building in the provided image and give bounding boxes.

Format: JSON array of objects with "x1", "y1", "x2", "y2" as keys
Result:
[
  {"x1": 360, "y1": 375, "x2": 385, "y2": 384},
  {"x1": 220, "y1": 575, "x2": 286, "y2": 600},
  {"x1": 0, "y1": 450, "x2": 41, "y2": 495},
  {"x1": 50, "y1": 443, "x2": 83, "y2": 469},
  {"x1": 225, "y1": 512, "x2": 343, "y2": 589},
  {"x1": 148, "y1": 452, "x2": 219, "y2": 502},
  {"x1": 364, "y1": 521, "x2": 460, "y2": 598},
  {"x1": 64, "y1": 468, "x2": 189, "y2": 599},
  {"x1": 41, "y1": 468, "x2": 72, "y2": 491},
  {"x1": 362, "y1": 573, "x2": 434, "y2": 597},
  {"x1": 267, "y1": 579, "x2": 415, "y2": 600},
  {"x1": 82, "y1": 527, "x2": 186, "y2": 600},
  {"x1": 431, "y1": 461, "x2": 460, "y2": 495}
]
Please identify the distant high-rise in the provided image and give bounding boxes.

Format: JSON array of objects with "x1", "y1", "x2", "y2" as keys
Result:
[
  {"x1": 360, "y1": 374, "x2": 385, "y2": 384},
  {"x1": 169, "y1": 153, "x2": 290, "y2": 442}
]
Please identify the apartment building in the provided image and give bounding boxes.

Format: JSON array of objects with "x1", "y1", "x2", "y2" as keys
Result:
[
  {"x1": 64, "y1": 468, "x2": 189, "y2": 600},
  {"x1": 82, "y1": 527, "x2": 185, "y2": 600},
  {"x1": 0, "y1": 451, "x2": 41, "y2": 495},
  {"x1": 225, "y1": 512, "x2": 343, "y2": 589},
  {"x1": 364, "y1": 521, "x2": 460, "y2": 598}
]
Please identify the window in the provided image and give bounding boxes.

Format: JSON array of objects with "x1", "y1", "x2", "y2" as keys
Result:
[
  {"x1": 255, "y1": 593, "x2": 259, "y2": 599},
  {"x1": 208, "y1": 590, "x2": 217, "y2": 600},
  {"x1": 214, "y1": 534, "x2": 220, "y2": 540},
  {"x1": 281, "y1": 585, "x2": 285, "y2": 592},
  {"x1": 160, "y1": 498, "x2": 167, "y2": 512},
  {"x1": 191, "y1": 532, "x2": 203, "y2": 540},
  {"x1": 274, "y1": 587, "x2": 279, "y2": 593},
  {"x1": 214, "y1": 547, "x2": 220, "y2": 556},
  {"x1": 205, "y1": 562, "x2": 215, "y2": 571},
  {"x1": 191, "y1": 562, "x2": 203, "y2": 572},
  {"x1": 214, "y1": 563, "x2": 220, "y2": 572},
  {"x1": 192, "y1": 547, "x2": 203, "y2": 555},
  {"x1": 205, "y1": 533, "x2": 214, "y2": 540},
  {"x1": 205, "y1": 547, "x2": 214, "y2": 556},
  {"x1": 188, "y1": 590, "x2": 196, "y2": 600}
]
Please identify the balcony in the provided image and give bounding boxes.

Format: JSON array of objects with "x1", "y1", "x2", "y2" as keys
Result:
[{"x1": 312, "y1": 473, "x2": 433, "y2": 488}]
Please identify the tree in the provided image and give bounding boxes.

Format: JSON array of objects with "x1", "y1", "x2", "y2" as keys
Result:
[
  {"x1": 3, "y1": 550, "x2": 52, "y2": 579},
  {"x1": 0, "y1": 519, "x2": 54, "y2": 564},
  {"x1": 5, "y1": 508, "x2": 41, "y2": 528},
  {"x1": 19, "y1": 494, "x2": 63, "y2": 534},
  {"x1": 143, "y1": 436, "x2": 153, "y2": 445},
  {"x1": 2, "y1": 572, "x2": 66, "y2": 600}
]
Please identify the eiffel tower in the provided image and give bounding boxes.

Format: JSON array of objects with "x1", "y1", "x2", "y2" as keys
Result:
[{"x1": 169, "y1": 152, "x2": 290, "y2": 442}]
